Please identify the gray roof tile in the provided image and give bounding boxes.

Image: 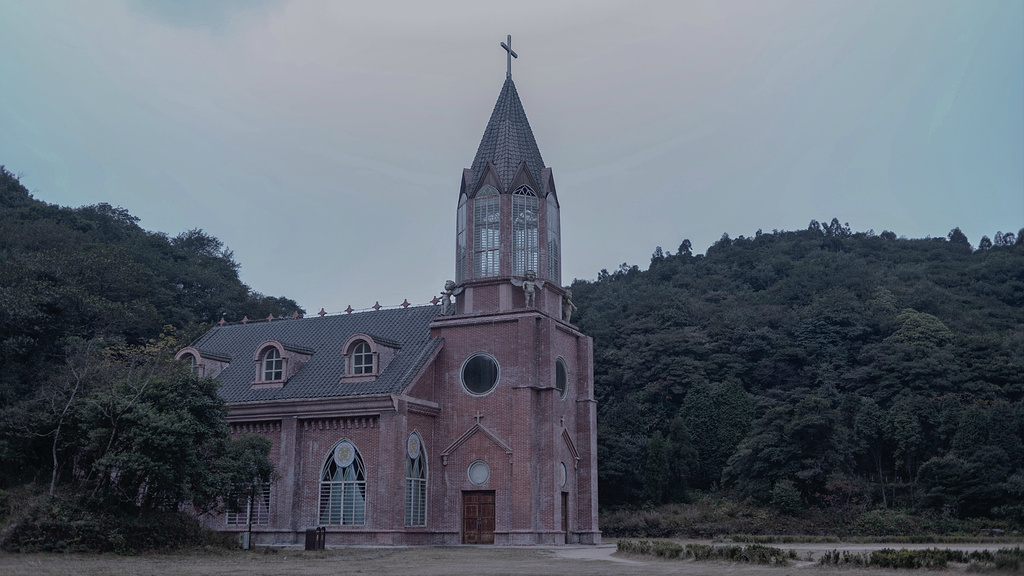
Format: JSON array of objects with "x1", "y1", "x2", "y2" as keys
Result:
[
  {"x1": 189, "y1": 306, "x2": 442, "y2": 404},
  {"x1": 470, "y1": 78, "x2": 546, "y2": 193}
]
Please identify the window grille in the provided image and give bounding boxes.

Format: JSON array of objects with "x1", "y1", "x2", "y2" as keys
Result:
[
  {"x1": 405, "y1": 435, "x2": 427, "y2": 526},
  {"x1": 262, "y1": 348, "x2": 283, "y2": 381},
  {"x1": 226, "y1": 482, "x2": 271, "y2": 526},
  {"x1": 512, "y1": 186, "x2": 538, "y2": 277},
  {"x1": 546, "y1": 193, "x2": 560, "y2": 283},
  {"x1": 352, "y1": 341, "x2": 373, "y2": 374},
  {"x1": 319, "y1": 442, "x2": 366, "y2": 525},
  {"x1": 456, "y1": 195, "x2": 467, "y2": 283},
  {"x1": 473, "y1": 192, "x2": 500, "y2": 278}
]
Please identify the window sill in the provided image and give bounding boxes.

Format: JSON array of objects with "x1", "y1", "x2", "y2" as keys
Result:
[
  {"x1": 338, "y1": 373, "x2": 377, "y2": 382},
  {"x1": 252, "y1": 380, "x2": 286, "y2": 389}
]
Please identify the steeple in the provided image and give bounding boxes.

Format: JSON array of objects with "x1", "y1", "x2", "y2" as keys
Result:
[
  {"x1": 454, "y1": 38, "x2": 561, "y2": 301},
  {"x1": 469, "y1": 77, "x2": 546, "y2": 193}
]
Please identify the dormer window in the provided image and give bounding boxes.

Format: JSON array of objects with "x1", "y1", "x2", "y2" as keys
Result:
[
  {"x1": 262, "y1": 347, "x2": 283, "y2": 381},
  {"x1": 174, "y1": 347, "x2": 230, "y2": 379},
  {"x1": 352, "y1": 341, "x2": 373, "y2": 375},
  {"x1": 340, "y1": 334, "x2": 400, "y2": 381},
  {"x1": 250, "y1": 341, "x2": 310, "y2": 389}
]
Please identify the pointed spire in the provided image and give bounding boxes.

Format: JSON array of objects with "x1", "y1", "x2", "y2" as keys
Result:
[{"x1": 470, "y1": 78, "x2": 545, "y2": 193}]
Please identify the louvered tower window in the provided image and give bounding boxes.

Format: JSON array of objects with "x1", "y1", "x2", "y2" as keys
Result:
[
  {"x1": 512, "y1": 185, "x2": 538, "y2": 277},
  {"x1": 473, "y1": 187, "x2": 500, "y2": 278},
  {"x1": 456, "y1": 194, "x2": 468, "y2": 283},
  {"x1": 546, "y1": 193, "x2": 560, "y2": 284}
]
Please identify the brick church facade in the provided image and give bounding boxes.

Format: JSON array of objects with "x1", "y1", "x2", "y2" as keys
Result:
[{"x1": 178, "y1": 65, "x2": 600, "y2": 546}]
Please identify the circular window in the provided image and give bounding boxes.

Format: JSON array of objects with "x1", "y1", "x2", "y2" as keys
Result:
[
  {"x1": 407, "y1": 433, "x2": 421, "y2": 460},
  {"x1": 333, "y1": 440, "x2": 356, "y2": 468},
  {"x1": 555, "y1": 358, "x2": 568, "y2": 399},
  {"x1": 467, "y1": 460, "x2": 490, "y2": 485},
  {"x1": 461, "y1": 353, "x2": 500, "y2": 396}
]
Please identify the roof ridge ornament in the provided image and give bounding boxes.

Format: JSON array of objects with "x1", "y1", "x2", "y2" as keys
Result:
[{"x1": 500, "y1": 35, "x2": 517, "y2": 80}]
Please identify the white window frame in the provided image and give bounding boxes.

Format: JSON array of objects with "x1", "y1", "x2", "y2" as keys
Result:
[
  {"x1": 319, "y1": 441, "x2": 367, "y2": 526},
  {"x1": 473, "y1": 190, "x2": 500, "y2": 278},
  {"x1": 226, "y1": 482, "x2": 271, "y2": 526},
  {"x1": 512, "y1": 186, "x2": 539, "y2": 278}
]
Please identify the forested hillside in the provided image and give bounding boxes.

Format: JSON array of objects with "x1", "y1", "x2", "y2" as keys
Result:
[
  {"x1": 573, "y1": 219, "x2": 1024, "y2": 521},
  {"x1": 0, "y1": 167, "x2": 284, "y2": 550},
  {"x1": 0, "y1": 166, "x2": 302, "y2": 406}
]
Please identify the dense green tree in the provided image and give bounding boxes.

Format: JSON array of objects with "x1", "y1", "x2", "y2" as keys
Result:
[{"x1": 724, "y1": 396, "x2": 853, "y2": 504}]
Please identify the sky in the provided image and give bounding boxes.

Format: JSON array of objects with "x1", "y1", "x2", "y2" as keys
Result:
[{"x1": 1, "y1": 0, "x2": 1021, "y2": 316}]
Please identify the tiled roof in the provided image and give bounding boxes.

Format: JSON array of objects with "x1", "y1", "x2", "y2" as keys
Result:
[
  {"x1": 470, "y1": 78, "x2": 546, "y2": 193},
  {"x1": 188, "y1": 306, "x2": 442, "y2": 403}
]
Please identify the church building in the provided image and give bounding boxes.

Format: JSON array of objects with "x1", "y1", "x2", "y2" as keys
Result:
[{"x1": 178, "y1": 41, "x2": 600, "y2": 546}]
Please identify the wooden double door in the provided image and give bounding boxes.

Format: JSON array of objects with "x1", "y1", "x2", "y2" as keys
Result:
[{"x1": 462, "y1": 491, "x2": 495, "y2": 544}]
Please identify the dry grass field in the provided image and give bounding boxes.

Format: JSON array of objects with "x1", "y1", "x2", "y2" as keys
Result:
[{"x1": 0, "y1": 541, "x2": 1017, "y2": 576}]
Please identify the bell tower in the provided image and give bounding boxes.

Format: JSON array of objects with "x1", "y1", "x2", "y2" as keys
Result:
[
  {"x1": 428, "y1": 38, "x2": 600, "y2": 545},
  {"x1": 451, "y1": 37, "x2": 562, "y2": 317}
]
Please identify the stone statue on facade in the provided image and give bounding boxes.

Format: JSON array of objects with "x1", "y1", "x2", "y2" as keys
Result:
[
  {"x1": 511, "y1": 270, "x2": 544, "y2": 308},
  {"x1": 561, "y1": 288, "x2": 578, "y2": 323},
  {"x1": 441, "y1": 280, "x2": 463, "y2": 315}
]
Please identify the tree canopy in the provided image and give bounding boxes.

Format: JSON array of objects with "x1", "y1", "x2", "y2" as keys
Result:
[
  {"x1": 0, "y1": 167, "x2": 280, "y2": 521},
  {"x1": 573, "y1": 219, "x2": 1024, "y2": 519}
]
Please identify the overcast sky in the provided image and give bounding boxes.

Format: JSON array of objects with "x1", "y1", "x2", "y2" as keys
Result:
[{"x1": 1, "y1": 0, "x2": 1021, "y2": 316}]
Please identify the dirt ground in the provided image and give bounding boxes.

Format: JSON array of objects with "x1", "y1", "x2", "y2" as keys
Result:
[{"x1": 0, "y1": 540, "x2": 1017, "y2": 576}]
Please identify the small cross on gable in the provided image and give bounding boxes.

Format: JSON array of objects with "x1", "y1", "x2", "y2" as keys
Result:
[{"x1": 474, "y1": 411, "x2": 484, "y2": 424}]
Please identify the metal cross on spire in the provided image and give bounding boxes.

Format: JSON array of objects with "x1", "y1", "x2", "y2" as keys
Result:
[{"x1": 500, "y1": 35, "x2": 517, "y2": 79}]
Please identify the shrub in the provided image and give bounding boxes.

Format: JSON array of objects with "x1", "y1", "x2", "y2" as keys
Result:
[
  {"x1": 1, "y1": 493, "x2": 215, "y2": 554},
  {"x1": 770, "y1": 480, "x2": 802, "y2": 514},
  {"x1": 651, "y1": 540, "x2": 684, "y2": 558},
  {"x1": 616, "y1": 540, "x2": 653, "y2": 555}
]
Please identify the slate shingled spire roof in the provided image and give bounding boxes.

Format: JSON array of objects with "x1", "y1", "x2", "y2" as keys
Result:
[{"x1": 470, "y1": 78, "x2": 546, "y2": 192}]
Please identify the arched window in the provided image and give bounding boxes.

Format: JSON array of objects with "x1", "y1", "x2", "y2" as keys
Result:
[
  {"x1": 262, "y1": 347, "x2": 283, "y2": 381},
  {"x1": 512, "y1": 185, "x2": 538, "y2": 277},
  {"x1": 351, "y1": 341, "x2": 373, "y2": 375},
  {"x1": 546, "y1": 193, "x2": 560, "y2": 283},
  {"x1": 180, "y1": 353, "x2": 199, "y2": 374},
  {"x1": 474, "y1": 187, "x2": 500, "y2": 278},
  {"x1": 405, "y1": 433, "x2": 427, "y2": 526},
  {"x1": 319, "y1": 440, "x2": 366, "y2": 525},
  {"x1": 555, "y1": 357, "x2": 568, "y2": 400},
  {"x1": 456, "y1": 193, "x2": 468, "y2": 283},
  {"x1": 226, "y1": 482, "x2": 271, "y2": 526}
]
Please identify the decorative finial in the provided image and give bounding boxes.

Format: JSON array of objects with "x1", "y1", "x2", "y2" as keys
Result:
[
  {"x1": 430, "y1": 296, "x2": 440, "y2": 306},
  {"x1": 345, "y1": 305, "x2": 354, "y2": 314},
  {"x1": 372, "y1": 301, "x2": 382, "y2": 311},
  {"x1": 318, "y1": 308, "x2": 327, "y2": 317},
  {"x1": 291, "y1": 311, "x2": 300, "y2": 319},
  {"x1": 266, "y1": 313, "x2": 275, "y2": 322},
  {"x1": 501, "y1": 35, "x2": 517, "y2": 79},
  {"x1": 242, "y1": 316, "x2": 249, "y2": 324},
  {"x1": 218, "y1": 317, "x2": 227, "y2": 326},
  {"x1": 401, "y1": 299, "x2": 410, "y2": 308}
]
